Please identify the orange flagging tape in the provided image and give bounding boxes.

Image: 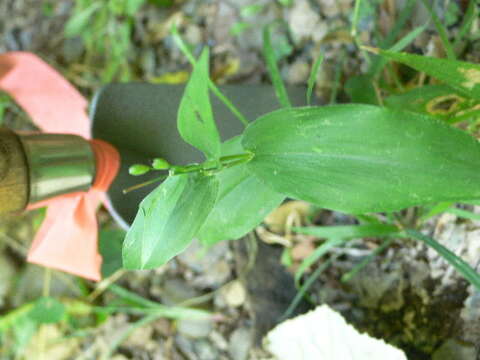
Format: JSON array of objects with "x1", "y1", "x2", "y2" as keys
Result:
[{"x1": 0, "y1": 52, "x2": 120, "y2": 281}]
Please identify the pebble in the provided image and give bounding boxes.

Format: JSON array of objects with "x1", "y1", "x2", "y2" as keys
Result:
[
  {"x1": 289, "y1": 0, "x2": 321, "y2": 44},
  {"x1": 228, "y1": 327, "x2": 252, "y2": 360},
  {"x1": 219, "y1": 280, "x2": 247, "y2": 308},
  {"x1": 154, "y1": 278, "x2": 200, "y2": 305},
  {"x1": 177, "y1": 318, "x2": 214, "y2": 339},
  {"x1": 286, "y1": 60, "x2": 310, "y2": 85}
]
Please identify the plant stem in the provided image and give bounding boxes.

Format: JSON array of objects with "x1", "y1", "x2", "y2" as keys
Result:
[
  {"x1": 123, "y1": 175, "x2": 168, "y2": 194},
  {"x1": 124, "y1": 153, "x2": 254, "y2": 194}
]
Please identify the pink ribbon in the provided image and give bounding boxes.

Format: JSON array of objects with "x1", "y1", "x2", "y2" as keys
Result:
[{"x1": 0, "y1": 52, "x2": 120, "y2": 281}]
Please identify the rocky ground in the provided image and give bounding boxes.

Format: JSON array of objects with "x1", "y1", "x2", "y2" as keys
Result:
[{"x1": 1, "y1": 0, "x2": 480, "y2": 359}]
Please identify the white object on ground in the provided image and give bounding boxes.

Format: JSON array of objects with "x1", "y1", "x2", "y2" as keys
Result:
[{"x1": 264, "y1": 304, "x2": 407, "y2": 360}]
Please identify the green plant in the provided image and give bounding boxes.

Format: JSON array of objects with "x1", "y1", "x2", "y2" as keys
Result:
[
  {"x1": 121, "y1": 17, "x2": 480, "y2": 301},
  {"x1": 64, "y1": 0, "x2": 147, "y2": 82}
]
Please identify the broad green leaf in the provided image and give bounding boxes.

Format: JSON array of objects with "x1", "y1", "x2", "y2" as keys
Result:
[
  {"x1": 177, "y1": 48, "x2": 221, "y2": 159},
  {"x1": 242, "y1": 105, "x2": 480, "y2": 213},
  {"x1": 293, "y1": 224, "x2": 399, "y2": 239},
  {"x1": 371, "y1": 49, "x2": 480, "y2": 99},
  {"x1": 198, "y1": 137, "x2": 284, "y2": 245},
  {"x1": 123, "y1": 174, "x2": 219, "y2": 269},
  {"x1": 29, "y1": 297, "x2": 65, "y2": 324},
  {"x1": 64, "y1": 2, "x2": 102, "y2": 37},
  {"x1": 384, "y1": 85, "x2": 467, "y2": 118}
]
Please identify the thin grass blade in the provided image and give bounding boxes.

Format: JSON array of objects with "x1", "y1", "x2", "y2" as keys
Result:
[
  {"x1": 306, "y1": 52, "x2": 324, "y2": 105},
  {"x1": 364, "y1": 48, "x2": 480, "y2": 100},
  {"x1": 263, "y1": 23, "x2": 291, "y2": 108},
  {"x1": 282, "y1": 259, "x2": 333, "y2": 321},
  {"x1": 294, "y1": 224, "x2": 400, "y2": 239},
  {"x1": 341, "y1": 237, "x2": 395, "y2": 282},
  {"x1": 405, "y1": 229, "x2": 480, "y2": 290},
  {"x1": 294, "y1": 238, "x2": 346, "y2": 286},
  {"x1": 420, "y1": 0, "x2": 456, "y2": 60}
]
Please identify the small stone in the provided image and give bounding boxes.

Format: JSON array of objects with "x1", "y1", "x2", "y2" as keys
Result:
[
  {"x1": 228, "y1": 327, "x2": 252, "y2": 360},
  {"x1": 209, "y1": 330, "x2": 228, "y2": 351},
  {"x1": 156, "y1": 278, "x2": 199, "y2": 305},
  {"x1": 221, "y1": 280, "x2": 247, "y2": 308},
  {"x1": 177, "y1": 318, "x2": 214, "y2": 339},
  {"x1": 287, "y1": 60, "x2": 310, "y2": 85},
  {"x1": 193, "y1": 340, "x2": 219, "y2": 360},
  {"x1": 289, "y1": 0, "x2": 320, "y2": 44},
  {"x1": 124, "y1": 323, "x2": 154, "y2": 347},
  {"x1": 184, "y1": 24, "x2": 203, "y2": 45},
  {"x1": 193, "y1": 260, "x2": 231, "y2": 289}
]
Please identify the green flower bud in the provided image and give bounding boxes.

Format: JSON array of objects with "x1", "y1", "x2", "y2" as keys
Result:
[
  {"x1": 152, "y1": 158, "x2": 170, "y2": 170},
  {"x1": 129, "y1": 164, "x2": 151, "y2": 176}
]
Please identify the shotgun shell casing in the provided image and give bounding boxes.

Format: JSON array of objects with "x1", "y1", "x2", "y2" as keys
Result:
[{"x1": 0, "y1": 128, "x2": 96, "y2": 213}]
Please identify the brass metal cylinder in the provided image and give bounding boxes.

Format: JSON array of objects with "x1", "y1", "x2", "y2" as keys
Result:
[
  {"x1": 0, "y1": 129, "x2": 96, "y2": 213},
  {"x1": 19, "y1": 133, "x2": 96, "y2": 204},
  {"x1": 0, "y1": 128, "x2": 29, "y2": 213}
]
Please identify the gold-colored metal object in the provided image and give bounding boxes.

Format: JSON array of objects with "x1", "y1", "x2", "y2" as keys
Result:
[
  {"x1": 19, "y1": 133, "x2": 96, "y2": 204},
  {"x1": 0, "y1": 128, "x2": 96, "y2": 213},
  {"x1": 0, "y1": 128, "x2": 29, "y2": 213}
]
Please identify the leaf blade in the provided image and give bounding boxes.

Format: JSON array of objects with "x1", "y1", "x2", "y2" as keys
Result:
[
  {"x1": 242, "y1": 105, "x2": 480, "y2": 213},
  {"x1": 177, "y1": 48, "x2": 221, "y2": 159},
  {"x1": 198, "y1": 137, "x2": 284, "y2": 245},
  {"x1": 123, "y1": 174, "x2": 219, "y2": 269},
  {"x1": 371, "y1": 49, "x2": 480, "y2": 99}
]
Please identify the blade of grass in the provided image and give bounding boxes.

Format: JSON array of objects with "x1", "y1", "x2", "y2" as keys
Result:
[
  {"x1": 363, "y1": 47, "x2": 480, "y2": 99},
  {"x1": 419, "y1": 202, "x2": 454, "y2": 222},
  {"x1": 94, "y1": 306, "x2": 211, "y2": 319},
  {"x1": 405, "y1": 229, "x2": 480, "y2": 290},
  {"x1": 351, "y1": 0, "x2": 371, "y2": 65},
  {"x1": 263, "y1": 23, "x2": 291, "y2": 108},
  {"x1": 281, "y1": 258, "x2": 333, "y2": 321},
  {"x1": 341, "y1": 237, "x2": 395, "y2": 282},
  {"x1": 329, "y1": 51, "x2": 345, "y2": 104},
  {"x1": 446, "y1": 207, "x2": 480, "y2": 222},
  {"x1": 378, "y1": 0, "x2": 416, "y2": 49},
  {"x1": 107, "y1": 284, "x2": 159, "y2": 308},
  {"x1": 369, "y1": 24, "x2": 428, "y2": 77},
  {"x1": 171, "y1": 25, "x2": 249, "y2": 126},
  {"x1": 293, "y1": 224, "x2": 400, "y2": 239},
  {"x1": 420, "y1": 0, "x2": 456, "y2": 60},
  {"x1": 294, "y1": 238, "x2": 346, "y2": 286},
  {"x1": 453, "y1": 0, "x2": 477, "y2": 49},
  {"x1": 306, "y1": 52, "x2": 324, "y2": 106}
]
